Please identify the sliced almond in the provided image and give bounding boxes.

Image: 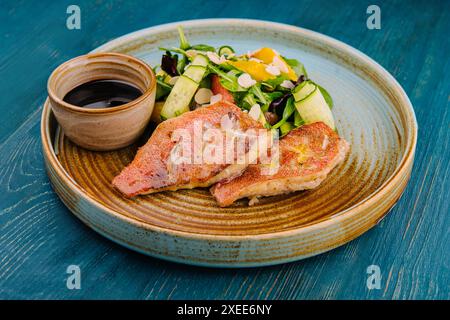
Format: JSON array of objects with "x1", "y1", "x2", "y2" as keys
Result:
[
  {"x1": 185, "y1": 50, "x2": 198, "y2": 59},
  {"x1": 272, "y1": 56, "x2": 289, "y2": 73},
  {"x1": 248, "y1": 104, "x2": 262, "y2": 121},
  {"x1": 194, "y1": 88, "x2": 213, "y2": 105},
  {"x1": 280, "y1": 80, "x2": 295, "y2": 89},
  {"x1": 249, "y1": 57, "x2": 263, "y2": 63},
  {"x1": 237, "y1": 73, "x2": 256, "y2": 88},
  {"x1": 265, "y1": 65, "x2": 281, "y2": 76},
  {"x1": 206, "y1": 51, "x2": 226, "y2": 65},
  {"x1": 209, "y1": 94, "x2": 223, "y2": 105}
]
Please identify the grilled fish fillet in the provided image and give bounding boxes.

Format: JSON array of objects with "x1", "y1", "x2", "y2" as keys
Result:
[
  {"x1": 112, "y1": 101, "x2": 264, "y2": 197},
  {"x1": 211, "y1": 122, "x2": 349, "y2": 206}
]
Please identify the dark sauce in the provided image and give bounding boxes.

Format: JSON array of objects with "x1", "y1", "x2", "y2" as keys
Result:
[{"x1": 63, "y1": 79, "x2": 142, "y2": 108}]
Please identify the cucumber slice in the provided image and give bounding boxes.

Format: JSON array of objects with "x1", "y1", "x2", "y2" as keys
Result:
[
  {"x1": 191, "y1": 54, "x2": 209, "y2": 67},
  {"x1": 218, "y1": 45, "x2": 235, "y2": 56},
  {"x1": 292, "y1": 80, "x2": 315, "y2": 102},
  {"x1": 317, "y1": 84, "x2": 333, "y2": 109},
  {"x1": 160, "y1": 55, "x2": 208, "y2": 120},
  {"x1": 294, "y1": 86, "x2": 336, "y2": 130},
  {"x1": 160, "y1": 75, "x2": 199, "y2": 120},
  {"x1": 184, "y1": 54, "x2": 208, "y2": 82},
  {"x1": 184, "y1": 65, "x2": 206, "y2": 82}
]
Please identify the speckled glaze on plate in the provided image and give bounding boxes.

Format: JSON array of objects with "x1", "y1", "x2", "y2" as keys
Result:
[{"x1": 41, "y1": 19, "x2": 417, "y2": 267}]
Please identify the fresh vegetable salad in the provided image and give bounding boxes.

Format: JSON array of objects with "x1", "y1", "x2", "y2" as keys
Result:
[{"x1": 153, "y1": 26, "x2": 335, "y2": 136}]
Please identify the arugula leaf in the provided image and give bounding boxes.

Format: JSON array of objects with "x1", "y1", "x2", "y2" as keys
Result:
[
  {"x1": 155, "y1": 78, "x2": 172, "y2": 101},
  {"x1": 177, "y1": 25, "x2": 190, "y2": 50},
  {"x1": 262, "y1": 74, "x2": 289, "y2": 91},
  {"x1": 264, "y1": 91, "x2": 284, "y2": 101},
  {"x1": 231, "y1": 91, "x2": 247, "y2": 106},
  {"x1": 272, "y1": 97, "x2": 296, "y2": 129},
  {"x1": 208, "y1": 64, "x2": 246, "y2": 92},
  {"x1": 159, "y1": 47, "x2": 188, "y2": 57},
  {"x1": 249, "y1": 84, "x2": 268, "y2": 105},
  {"x1": 199, "y1": 76, "x2": 211, "y2": 89},
  {"x1": 176, "y1": 58, "x2": 185, "y2": 75},
  {"x1": 294, "y1": 110, "x2": 305, "y2": 127},
  {"x1": 242, "y1": 93, "x2": 258, "y2": 110},
  {"x1": 191, "y1": 44, "x2": 216, "y2": 52}
]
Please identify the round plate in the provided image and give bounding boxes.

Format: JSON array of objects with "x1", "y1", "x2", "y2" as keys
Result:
[{"x1": 41, "y1": 19, "x2": 417, "y2": 267}]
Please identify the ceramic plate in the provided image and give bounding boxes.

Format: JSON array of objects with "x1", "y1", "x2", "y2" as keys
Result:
[{"x1": 41, "y1": 19, "x2": 417, "y2": 267}]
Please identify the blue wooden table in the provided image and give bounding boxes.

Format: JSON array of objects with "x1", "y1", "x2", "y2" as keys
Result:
[{"x1": 0, "y1": 0, "x2": 449, "y2": 300}]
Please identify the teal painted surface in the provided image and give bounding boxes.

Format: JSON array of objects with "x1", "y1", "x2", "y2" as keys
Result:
[{"x1": 0, "y1": 0, "x2": 448, "y2": 299}]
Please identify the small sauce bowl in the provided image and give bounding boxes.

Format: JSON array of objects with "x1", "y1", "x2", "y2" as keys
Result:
[{"x1": 47, "y1": 52, "x2": 156, "y2": 151}]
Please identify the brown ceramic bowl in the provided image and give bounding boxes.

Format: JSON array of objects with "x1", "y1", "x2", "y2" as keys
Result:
[{"x1": 47, "y1": 52, "x2": 156, "y2": 151}]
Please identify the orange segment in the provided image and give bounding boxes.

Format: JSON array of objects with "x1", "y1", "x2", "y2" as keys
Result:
[
  {"x1": 228, "y1": 60, "x2": 275, "y2": 82},
  {"x1": 252, "y1": 47, "x2": 276, "y2": 64},
  {"x1": 252, "y1": 47, "x2": 298, "y2": 81},
  {"x1": 286, "y1": 69, "x2": 298, "y2": 81}
]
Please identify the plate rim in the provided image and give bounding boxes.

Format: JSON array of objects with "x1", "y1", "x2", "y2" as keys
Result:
[{"x1": 42, "y1": 18, "x2": 418, "y2": 242}]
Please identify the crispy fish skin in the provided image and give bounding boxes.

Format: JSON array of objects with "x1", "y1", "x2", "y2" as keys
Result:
[
  {"x1": 211, "y1": 122, "x2": 349, "y2": 207},
  {"x1": 112, "y1": 101, "x2": 263, "y2": 197}
]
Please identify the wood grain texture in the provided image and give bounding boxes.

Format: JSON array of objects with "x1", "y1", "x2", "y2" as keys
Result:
[{"x1": 0, "y1": 0, "x2": 449, "y2": 299}]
